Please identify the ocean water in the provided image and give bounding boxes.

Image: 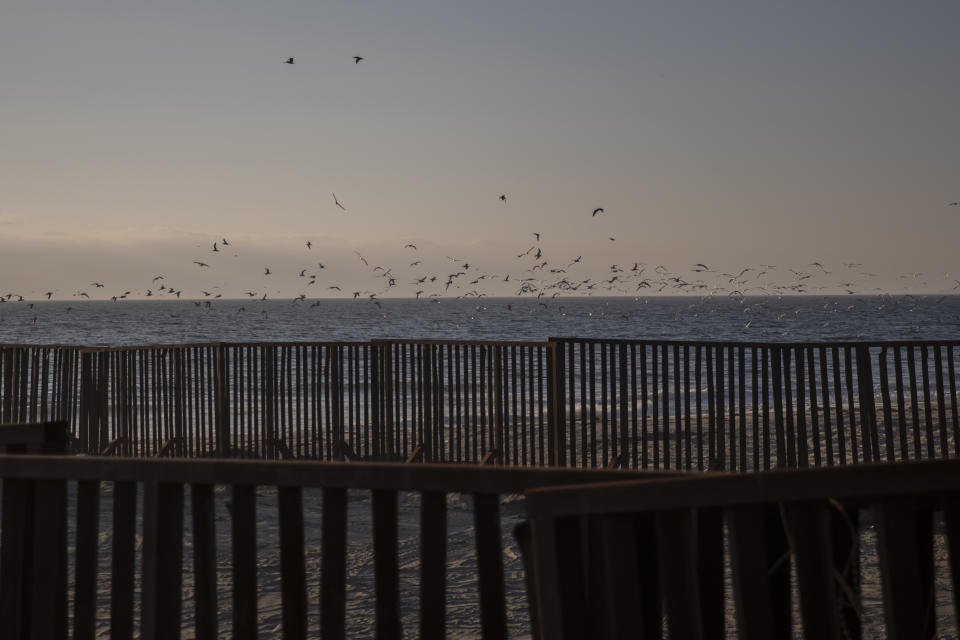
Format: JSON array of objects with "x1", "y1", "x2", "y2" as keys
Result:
[{"x1": 2, "y1": 294, "x2": 960, "y2": 346}]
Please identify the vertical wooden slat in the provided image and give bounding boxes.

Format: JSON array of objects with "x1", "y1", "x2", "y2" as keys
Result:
[
  {"x1": 191, "y1": 484, "x2": 218, "y2": 640},
  {"x1": 784, "y1": 501, "x2": 842, "y2": 639},
  {"x1": 783, "y1": 347, "x2": 796, "y2": 468},
  {"x1": 656, "y1": 509, "x2": 704, "y2": 640},
  {"x1": 875, "y1": 498, "x2": 930, "y2": 639},
  {"x1": 727, "y1": 506, "x2": 782, "y2": 640},
  {"x1": 894, "y1": 346, "x2": 908, "y2": 461},
  {"x1": 31, "y1": 478, "x2": 68, "y2": 640},
  {"x1": 652, "y1": 344, "x2": 660, "y2": 469},
  {"x1": 949, "y1": 345, "x2": 959, "y2": 457},
  {"x1": 279, "y1": 486, "x2": 306, "y2": 640},
  {"x1": 232, "y1": 484, "x2": 258, "y2": 640},
  {"x1": 807, "y1": 346, "x2": 822, "y2": 467},
  {"x1": 832, "y1": 347, "x2": 847, "y2": 465},
  {"x1": 589, "y1": 344, "x2": 597, "y2": 468},
  {"x1": 684, "y1": 345, "x2": 692, "y2": 471},
  {"x1": 420, "y1": 491, "x2": 448, "y2": 640},
  {"x1": 641, "y1": 343, "x2": 649, "y2": 469},
  {"x1": 74, "y1": 480, "x2": 101, "y2": 640},
  {"x1": 663, "y1": 343, "x2": 671, "y2": 470},
  {"x1": 111, "y1": 481, "x2": 137, "y2": 640},
  {"x1": 706, "y1": 345, "x2": 716, "y2": 469},
  {"x1": 907, "y1": 346, "x2": 921, "y2": 460},
  {"x1": 474, "y1": 493, "x2": 507, "y2": 640},
  {"x1": 935, "y1": 346, "x2": 948, "y2": 459},
  {"x1": 373, "y1": 489, "x2": 401, "y2": 639},
  {"x1": 921, "y1": 346, "x2": 936, "y2": 459},
  {"x1": 321, "y1": 487, "x2": 347, "y2": 639},
  {"x1": 143, "y1": 483, "x2": 184, "y2": 640},
  {"x1": 0, "y1": 478, "x2": 30, "y2": 638},
  {"x1": 738, "y1": 345, "x2": 746, "y2": 472},
  {"x1": 879, "y1": 347, "x2": 895, "y2": 462}
]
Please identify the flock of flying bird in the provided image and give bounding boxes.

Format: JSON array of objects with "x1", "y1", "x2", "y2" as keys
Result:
[{"x1": 3, "y1": 54, "x2": 959, "y2": 320}]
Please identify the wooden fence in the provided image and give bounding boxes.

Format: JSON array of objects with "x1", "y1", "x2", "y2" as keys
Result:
[
  {"x1": 522, "y1": 458, "x2": 960, "y2": 639},
  {"x1": 1, "y1": 339, "x2": 958, "y2": 469},
  {"x1": 0, "y1": 454, "x2": 659, "y2": 639}
]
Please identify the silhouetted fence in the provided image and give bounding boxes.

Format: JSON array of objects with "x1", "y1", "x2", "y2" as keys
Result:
[
  {"x1": 2, "y1": 339, "x2": 958, "y2": 469},
  {"x1": 521, "y1": 458, "x2": 960, "y2": 638},
  {"x1": 0, "y1": 454, "x2": 656, "y2": 639}
]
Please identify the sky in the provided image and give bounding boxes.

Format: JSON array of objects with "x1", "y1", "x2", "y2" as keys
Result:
[{"x1": 2, "y1": 1, "x2": 959, "y2": 300}]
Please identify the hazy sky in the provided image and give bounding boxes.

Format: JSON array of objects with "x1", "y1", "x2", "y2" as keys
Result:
[{"x1": 2, "y1": 1, "x2": 958, "y2": 299}]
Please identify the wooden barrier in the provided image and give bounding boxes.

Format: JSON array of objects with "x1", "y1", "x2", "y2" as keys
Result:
[
  {"x1": 0, "y1": 454, "x2": 671, "y2": 639},
  {"x1": 551, "y1": 338, "x2": 960, "y2": 471},
  {"x1": 2, "y1": 339, "x2": 959, "y2": 469},
  {"x1": 523, "y1": 458, "x2": 960, "y2": 639}
]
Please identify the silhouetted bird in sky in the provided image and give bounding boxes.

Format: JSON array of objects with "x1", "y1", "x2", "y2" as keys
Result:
[
  {"x1": 333, "y1": 193, "x2": 346, "y2": 210},
  {"x1": 91, "y1": 282, "x2": 104, "y2": 288},
  {"x1": 212, "y1": 242, "x2": 218, "y2": 252},
  {"x1": 499, "y1": 194, "x2": 506, "y2": 202},
  {"x1": 45, "y1": 292, "x2": 53, "y2": 299},
  {"x1": 592, "y1": 207, "x2": 604, "y2": 216},
  {"x1": 353, "y1": 56, "x2": 364, "y2": 64},
  {"x1": 264, "y1": 268, "x2": 271, "y2": 275},
  {"x1": 306, "y1": 240, "x2": 312, "y2": 249},
  {"x1": 404, "y1": 244, "x2": 417, "y2": 250},
  {"x1": 194, "y1": 261, "x2": 209, "y2": 268},
  {"x1": 285, "y1": 57, "x2": 294, "y2": 64},
  {"x1": 950, "y1": 202, "x2": 960, "y2": 206}
]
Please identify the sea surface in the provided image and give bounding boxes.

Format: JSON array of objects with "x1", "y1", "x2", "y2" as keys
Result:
[
  {"x1": 2, "y1": 294, "x2": 960, "y2": 346},
  {"x1": 7, "y1": 295, "x2": 959, "y2": 638}
]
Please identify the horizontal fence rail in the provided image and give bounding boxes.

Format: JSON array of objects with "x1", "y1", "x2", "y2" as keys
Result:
[
  {"x1": 2, "y1": 339, "x2": 959, "y2": 469},
  {"x1": 0, "y1": 455, "x2": 661, "y2": 639}
]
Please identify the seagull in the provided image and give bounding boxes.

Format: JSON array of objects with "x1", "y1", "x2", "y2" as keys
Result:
[
  {"x1": 499, "y1": 194, "x2": 506, "y2": 202},
  {"x1": 592, "y1": 207, "x2": 604, "y2": 216},
  {"x1": 264, "y1": 268, "x2": 271, "y2": 275},
  {"x1": 354, "y1": 251, "x2": 368, "y2": 266},
  {"x1": 222, "y1": 238, "x2": 230, "y2": 246},
  {"x1": 404, "y1": 243, "x2": 417, "y2": 250},
  {"x1": 285, "y1": 57, "x2": 294, "y2": 64},
  {"x1": 194, "y1": 261, "x2": 209, "y2": 268},
  {"x1": 353, "y1": 56, "x2": 364, "y2": 64},
  {"x1": 91, "y1": 282, "x2": 104, "y2": 288},
  {"x1": 333, "y1": 193, "x2": 346, "y2": 210},
  {"x1": 306, "y1": 240, "x2": 312, "y2": 249},
  {"x1": 533, "y1": 232, "x2": 540, "y2": 241},
  {"x1": 212, "y1": 242, "x2": 218, "y2": 252}
]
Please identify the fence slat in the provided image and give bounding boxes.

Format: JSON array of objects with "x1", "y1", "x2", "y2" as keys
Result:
[
  {"x1": 474, "y1": 492, "x2": 507, "y2": 640},
  {"x1": 373, "y1": 489, "x2": 401, "y2": 639},
  {"x1": 232, "y1": 484, "x2": 258, "y2": 640},
  {"x1": 420, "y1": 491, "x2": 448, "y2": 640},
  {"x1": 279, "y1": 486, "x2": 307, "y2": 640},
  {"x1": 74, "y1": 480, "x2": 101, "y2": 640}
]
